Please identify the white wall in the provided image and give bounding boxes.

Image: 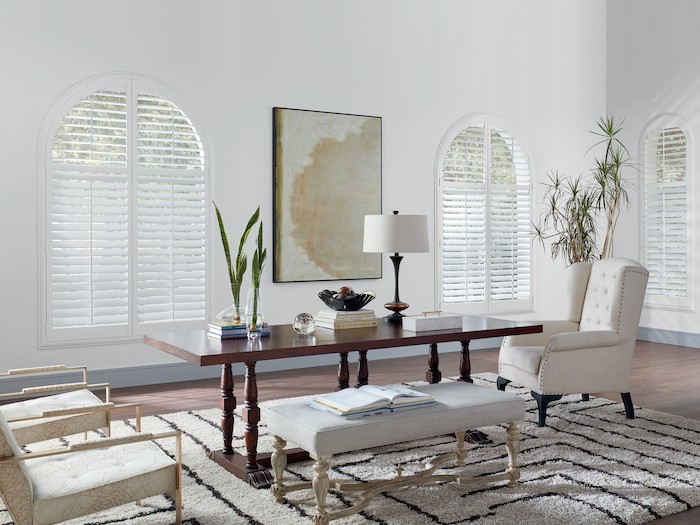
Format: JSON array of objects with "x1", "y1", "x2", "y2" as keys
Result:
[
  {"x1": 607, "y1": 0, "x2": 700, "y2": 336},
  {"x1": 0, "y1": 0, "x2": 607, "y2": 381}
]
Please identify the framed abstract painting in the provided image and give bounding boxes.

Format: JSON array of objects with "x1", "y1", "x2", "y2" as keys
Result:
[{"x1": 273, "y1": 107, "x2": 382, "y2": 282}]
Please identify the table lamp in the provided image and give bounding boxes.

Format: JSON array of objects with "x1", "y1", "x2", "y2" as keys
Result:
[{"x1": 363, "y1": 211, "x2": 429, "y2": 323}]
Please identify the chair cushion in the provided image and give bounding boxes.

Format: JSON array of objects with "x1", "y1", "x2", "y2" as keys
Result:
[
  {"x1": 499, "y1": 345, "x2": 544, "y2": 375},
  {"x1": 2, "y1": 389, "x2": 109, "y2": 445},
  {"x1": 27, "y1": 440, "x2": 177, "y2": 524}
]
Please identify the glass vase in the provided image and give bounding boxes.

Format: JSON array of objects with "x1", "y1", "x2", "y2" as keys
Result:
[
  {"x1": 245, "y1": 288, "x2": 264, "y2": 341},
  {"x1": 216, "y1": 301, "x2": 242, "y2": 325}
]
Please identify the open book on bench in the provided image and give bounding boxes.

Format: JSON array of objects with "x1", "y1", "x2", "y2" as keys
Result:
[{"x1": 310, "y1": 384, "x2": 436, "y2": 418}]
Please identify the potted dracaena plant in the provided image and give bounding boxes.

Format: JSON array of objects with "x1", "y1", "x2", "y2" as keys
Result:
[
  {"x1": 213, "y1": 202, "x2": 260, "y2": 324},
  {"x1": 534, "y1": 115, "x2": 633, "y2": 264}
]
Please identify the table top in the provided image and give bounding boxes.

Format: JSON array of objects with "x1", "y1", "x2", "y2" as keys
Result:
[{"x1": 144, "y1": 315, "x2": 542, "y2": 366}]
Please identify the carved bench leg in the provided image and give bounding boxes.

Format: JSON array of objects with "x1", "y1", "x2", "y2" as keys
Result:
[
  {"x1": 271, "y1": 435, "x2": 288, "y2": 502},
  {"x1": 505, "y1": 422, "x2": 520, "y2": 488},
  {"x1": 312, "y1": 455, "x2": 332, "y2": 525},
  {"x1": 454, "y1": 430, "x2": 466, "y2": 467}
]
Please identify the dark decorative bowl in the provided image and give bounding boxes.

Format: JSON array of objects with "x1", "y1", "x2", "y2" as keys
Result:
[{"x1": 318, "y1": 290, "x2": 376, "y2": 311}]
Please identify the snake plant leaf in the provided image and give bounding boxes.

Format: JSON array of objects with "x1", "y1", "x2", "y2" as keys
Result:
[
  {"x1": 213, "y1": 201, "x2": 235, "y2": 295},
  {"x1": 251, "y1": 220, "x2": 266, "y2": 289}
]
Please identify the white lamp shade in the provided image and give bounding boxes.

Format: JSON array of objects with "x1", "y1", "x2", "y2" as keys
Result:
[{"x1": 363, "y1": 214, "x2": 429, "y2": 253}]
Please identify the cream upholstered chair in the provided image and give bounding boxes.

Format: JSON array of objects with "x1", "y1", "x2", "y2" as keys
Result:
[
  {"x1": 0, "y1": 365, "x2": 140, "y2": 446},
  {"x1": 497, "y1": 257, "x2": 649, "y2": 427},
  {"x1": 0, "y1": 409, "x2": 182, "y2": 525}
]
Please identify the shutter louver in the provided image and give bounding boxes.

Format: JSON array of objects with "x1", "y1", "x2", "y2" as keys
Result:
[
  {"x1": 644, "y1": 127, "x2": 688, "y2": 304},
  {"x1": 440, "y1": 117, "x2": 531, "y2": 313},
  {"x1": 136, "y1": 95, "x2": 206, "y2": 324}
]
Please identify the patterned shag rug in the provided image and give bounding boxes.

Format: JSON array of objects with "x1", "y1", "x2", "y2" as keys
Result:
[{"x1": 1, "y1": 373, "x2": 699, "y2": 525}]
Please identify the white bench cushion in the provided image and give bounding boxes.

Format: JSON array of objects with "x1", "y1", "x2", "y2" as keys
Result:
[{"x1": 266, "y1": 381, "x2": 524, "y2": 457}]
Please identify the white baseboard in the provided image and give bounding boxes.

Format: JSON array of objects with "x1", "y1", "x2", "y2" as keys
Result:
[{"x1": 637, "y1": 327, "x2": 700, "y2": 348}]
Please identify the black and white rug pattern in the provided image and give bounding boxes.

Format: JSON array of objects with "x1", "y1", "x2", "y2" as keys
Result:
[{"x1": 1, "y1": 373, "x2": 699, "y2": 525}]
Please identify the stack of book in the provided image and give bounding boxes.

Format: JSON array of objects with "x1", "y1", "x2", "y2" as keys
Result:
[
  {"x1": 310, "y1": 384, "x2": 436, "y2": 419},
  {"x1": 207, "y1": 320, "x2": 270, "y2": 339},
  {"x1": 315, "y1": 309, "x2": 377, "y2": 330}
]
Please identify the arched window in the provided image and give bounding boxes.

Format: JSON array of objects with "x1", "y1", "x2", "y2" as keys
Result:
[
  {"x1": 642, "y1": 115, "x2": 692, "y2": 309},
  {"x1": 41, "y1": 76, "x2": 208, "y2": 345},
  {"x1": 437, "y1": 115, "x2": 532, "y2": 314}
]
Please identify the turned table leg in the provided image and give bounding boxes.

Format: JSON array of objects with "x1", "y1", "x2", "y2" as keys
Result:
[
  {"x1": 243, "y1": 362, "x2": 260, "y2": 470},
  {"x1": 220, "y1": 364, "x2": 235, "y2": 455},
  {"x1": 426, "y1": 343, "x2": 441, "y2": 383},
  {"x1": 338, "y1": 352, "x2": 350, "y2": 390},
  {"x1": 356, "y1": 350, "x2": 369, "y2": 387},
  {"x1": 460, "y1": 340, "x2": 473, "y2": 383}
]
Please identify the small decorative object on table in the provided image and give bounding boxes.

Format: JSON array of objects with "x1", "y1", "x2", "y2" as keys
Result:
[
  {"x1": 318, "y1": 287, "x2": 376, "y2": 311},
  {"x1": 293, "y1": 313, "x2": 316, "y2": 335},
  {"x1": 402, "y1": 310, "x2": 463, "y2": 332}
]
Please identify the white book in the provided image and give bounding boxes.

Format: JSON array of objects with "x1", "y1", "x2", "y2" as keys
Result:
[
  {"x1": 310, "y1": 384, "x2": 436, "y2": 417},
  {"x1": 315, "y1": 319, "x2": 378, "y2": 330},
  {"x1": 315, "y1": 309, "x2": 376, "y2": 321}
]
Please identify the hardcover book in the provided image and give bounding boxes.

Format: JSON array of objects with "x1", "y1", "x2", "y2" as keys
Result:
[{"x1": 310, "y1": 384, "x2": 435, "y2": 418}]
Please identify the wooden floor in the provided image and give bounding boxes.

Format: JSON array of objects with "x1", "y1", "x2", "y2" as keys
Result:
[{"x1": 110, "y1": 340, "x2": 699, "y2": 525}]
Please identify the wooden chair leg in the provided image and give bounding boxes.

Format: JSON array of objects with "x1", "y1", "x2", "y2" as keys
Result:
[
  {"x1": 496, "y1": 376, "x2": 510, "y2": 391},
  {"x1": 531, "y1": 392, "x2": 563, "y2": 427},
  {"x1": 621, "y1": 393, "x2": 635, "y2": 419}
]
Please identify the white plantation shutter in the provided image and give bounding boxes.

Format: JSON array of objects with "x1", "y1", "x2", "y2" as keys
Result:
[
  {"x1": 439, "y1": 116, "x2": 531, "y2": 313},
  {"x1": 643, "y1": 125, "x2": 689, "y2": 308},
  {"x1": 45, "y1": 81, "x2": 207, "y2": 344},
  {"x1": 489, "y1": 126, "x2": 530, "y2": 307},
  {"x1": 441, "y1": 126, "x2": 487, "y2": 305},
  {"x1": 136, "y1": 95, "x2": 206, "y2": 324}
]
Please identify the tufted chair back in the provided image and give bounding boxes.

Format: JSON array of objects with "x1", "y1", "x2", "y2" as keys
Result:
[
  {"x1": 578, "y1": 258, "x2": 649, "y2": 342},
  {"x1": 0, "y1": 411, "x2": 33, "y2": 525}
]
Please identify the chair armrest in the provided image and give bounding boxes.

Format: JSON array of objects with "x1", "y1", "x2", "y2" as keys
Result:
[
  {"x1": 547, "y1": 330, "x2": 622, "y2": 352},
  {"x1": 2, "y1": 365, "x2": 85, "y2": 376},
  {"x1": 502, "y1": 320, "x2": 580, "y2": 347},
  {"x1": 0, "y1": 431, "x2": 181, "y2": 463},
  {"x1": 0, "y1": 382, "x2": 110, "y2": 401},
  {"x1": 5, "y1": 401, "x2": 141, "y2": 432}
]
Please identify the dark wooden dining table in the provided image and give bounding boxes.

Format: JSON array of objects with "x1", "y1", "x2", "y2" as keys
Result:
[{"x1": 144, "y1": 315, "x2": 542, "y2": 488}]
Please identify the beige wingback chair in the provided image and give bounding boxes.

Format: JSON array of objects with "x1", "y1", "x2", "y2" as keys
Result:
[
  {"x1": 0, "y1": 410, "x2": 181, "y2": 525},
  {"x1": 497, "y1": 257, "x2": 649, "y2": 427}
]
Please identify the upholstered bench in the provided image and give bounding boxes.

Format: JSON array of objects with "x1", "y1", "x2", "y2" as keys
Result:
[{"x1": 266, "y1": 381, "x2": 525, "y2": 524}]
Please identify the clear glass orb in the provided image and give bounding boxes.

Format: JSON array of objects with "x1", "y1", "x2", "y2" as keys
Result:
[{"x1": 293, "y1": 313, "x2": 316, "y2": 335}]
